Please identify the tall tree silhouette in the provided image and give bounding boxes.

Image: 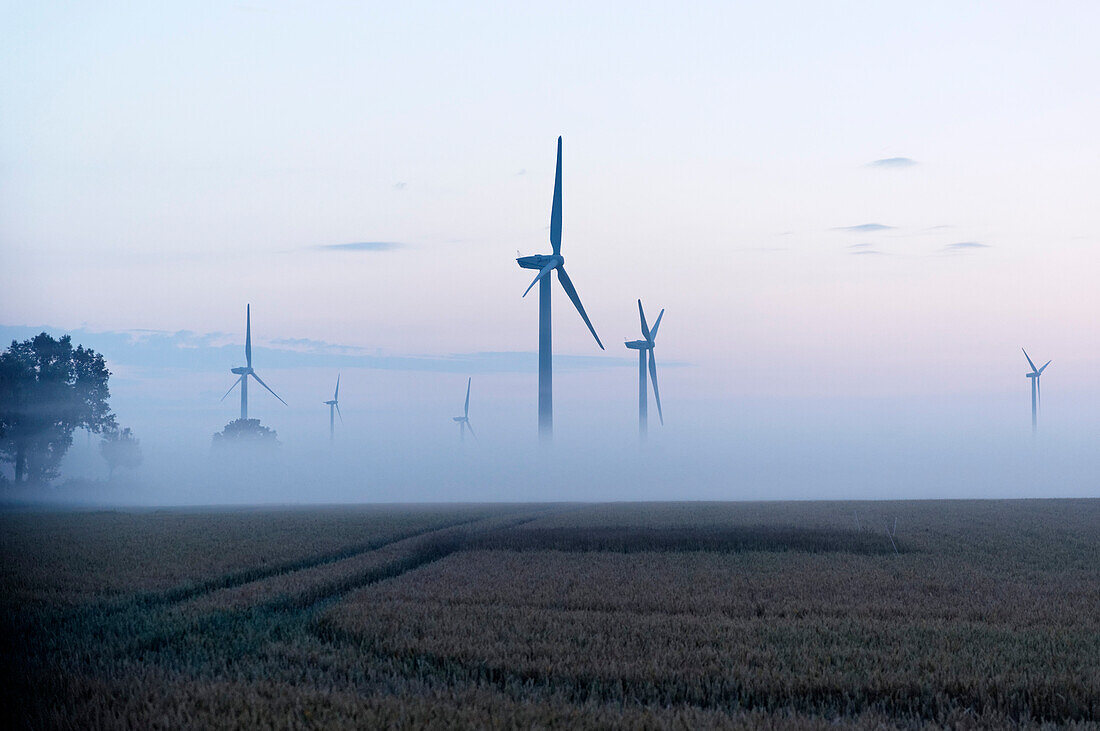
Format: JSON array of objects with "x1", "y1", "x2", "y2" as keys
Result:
[{"x1": 0, "y1": 333, "x2": 116, "y2": 484}]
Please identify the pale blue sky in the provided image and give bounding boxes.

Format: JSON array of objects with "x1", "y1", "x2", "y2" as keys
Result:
[{"x1": 1, "y1": 2, "x2": 1098, "y2": 499}]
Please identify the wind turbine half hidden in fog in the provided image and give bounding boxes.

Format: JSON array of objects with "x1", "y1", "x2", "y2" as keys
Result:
[
  {"x1": 220, "y1": 304, "x2": 287, "y2": 420},
  {"x1": 625, "y1": 300, "x2": 664, "y2": 438},
  {"x1": 324, "y1": 375, "x2": 342, "y2": 442},
  {"x1": 1022, "y1": 349, "x2": 1051, "y2": 431},
  {"x1": 452, "y1": 377, "x2": 475, "y2": 441},
  {"x1": 516, "y1": 136, "x2": 604, "y2": 441}
]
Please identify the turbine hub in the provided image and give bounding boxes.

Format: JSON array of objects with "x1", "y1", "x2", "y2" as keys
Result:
[
  {"x1": 516, "y1": 253, "x2": 562, "y2": 270},
  {"x1": 231, "y1": 367, "x2": 252, "y2": 375}
]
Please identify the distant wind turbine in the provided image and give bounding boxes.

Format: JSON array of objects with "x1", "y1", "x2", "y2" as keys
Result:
[
  {"x1": 625, "y1": 300, "x2": 664, "y2": 438},
  {"x1": 220, "y1": 304, "x2": 287, "y2": 420},
  {"x1": 1022, "y1": 349, "x2": 1051, "y2": 431},
  {"x1": 516, "y1": 136, "x2": 604, "y2": 441},
  {"x1": 452, "y1": 377, "x2": 476, "y2": 441},
  {"x1": 324, "y1": 374, "x2": 342, "y2": 442}
]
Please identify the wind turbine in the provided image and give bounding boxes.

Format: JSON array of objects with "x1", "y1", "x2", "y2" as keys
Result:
[
  {"x1": 323, "y1": 374, "x2": 342, "y2": 442},
  {"x1": 452, "y1": 377, "x2": 476, "y2": 441},
  {"x1": 516, "y1": 136, "x2": 604, "y2": 441},
  {"x1": 1022, "y1": 349, "x2": 1051, "y2": 431},
  {"x1": 625, "y1": 300, "x2": 664, "y2": 438},
  {"x1": 220, "y1": 304, "x2": 287, "y2": 420}
]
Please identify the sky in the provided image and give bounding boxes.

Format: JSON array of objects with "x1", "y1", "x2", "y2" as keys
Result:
[{"x1": 1, "y1": 2, "x2": 1098, "y2": 502}]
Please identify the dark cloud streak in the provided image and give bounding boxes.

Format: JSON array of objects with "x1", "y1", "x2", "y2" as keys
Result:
[
  {"x1": 834, "y1": 223, "x2": 895, "y2": 233},
  {"x1": 869, "y1": 157, "x2": 917, "y2": 168},
  {"x1": 313, "y1": 242, "x2": 406, "y2": 252}
]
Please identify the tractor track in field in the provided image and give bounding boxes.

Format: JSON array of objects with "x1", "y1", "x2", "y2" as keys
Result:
[
  {"x1": 75, "y1": 510, "x2": 510, "y2": 617},
  {"x1": 133, "y1": 514, "x2": 494, "y2": 608},
  {"x1": 104, "y1": 510, "x2": 558, "y2": 659},
  {"x1": 17, "y1": 510, "x2": 531, "y2": 654}
]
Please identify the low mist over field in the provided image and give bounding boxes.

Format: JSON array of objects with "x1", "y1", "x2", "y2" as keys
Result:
[
  {"x1": 5, "y1": 377, "x2": 1096, "y2": 506},
  {"x1": 2, "y1": 324, "x2": 1098, "y2": 505}
]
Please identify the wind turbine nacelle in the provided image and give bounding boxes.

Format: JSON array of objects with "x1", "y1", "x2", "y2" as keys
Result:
[
  {"x1": 1026, "y1": 373, "x2": 1039, "y2": 378},
  {"x1": 625, "y1": 340, "x2": 650, "y2": 350},
  {"x1": 231, "y1": 367, "x2": 252, "y2": 375},
  {"x1": 517, "y1": 254, "x2": 560, "y2": 270},
  {"x1": 453, "y1": 416, "x2": 466, "y2": 422}
]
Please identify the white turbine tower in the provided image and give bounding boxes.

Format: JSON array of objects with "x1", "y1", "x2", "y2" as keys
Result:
[
  {"x1": 516, "y1": 137, "x2": 604, "y2": 441},
  {"x1": 452, "y1": 377, "x2": 476, "y2": 441},
  {"x1": 323, "y1": 374, "x2": 342, "y2": 442},
  {"x1": 220, "y1": 304, "x2": 287, "y2": 420},
  {"x1": 1022, "y1": 349, "x2": 1051, "y2": 431},
  {"x1": 625, "y1": 300, "x2": 664, "y2": 438}
]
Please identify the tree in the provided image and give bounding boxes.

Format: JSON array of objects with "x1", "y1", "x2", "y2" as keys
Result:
[
  {"x1": 0, "y1": 333, "x2": 116, "y2": 484},
  {"x1": 212, "y1": 418, "x2": 279, "y2": 450},
  {"x1": 100, "y1": 427, "x2": 142, "y2": 478}
]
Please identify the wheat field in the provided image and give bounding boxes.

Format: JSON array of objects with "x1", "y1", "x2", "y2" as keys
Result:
[{"x1": 1, "y1": 500, "x2": 1097, "y2": 729}]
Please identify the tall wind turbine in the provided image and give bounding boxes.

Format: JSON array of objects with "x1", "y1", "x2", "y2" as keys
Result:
[
  {"x1": 625, "y1": 300, "x2": 664, "y2": 438},
  {"x1": 516, "y1": 136, "x2": 604, "y2": 440},
  {"x1": 323, "y1": 374, "x2": 342, "y2": 442},
  {"x1": 220, "y1": 304, "x2": 287, "y2": 420},
  {"x1": 452, "y1": 377, "x2": 476, "y2": 441},
  {"x1": 1022, "y1": 349, "x2": 1051, "y2": 431}
]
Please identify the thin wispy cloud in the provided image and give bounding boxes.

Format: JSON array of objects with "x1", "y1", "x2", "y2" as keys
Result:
[
  {"x1": 850, "y1": 249, "x2": 886, "y2": 255},
  {"x1": 943, "y1": 241, "x2": 989, "y2": 252},
  {"x1": 834, "y1": 223, "x2": 895, "y2": 233},
  {"x1": 313, "y1": 242, "x2": 406, "y2": 253},
  {"x1": 868, "y1": 157, "x2": 917, "y2": 168},
  {"x1": 0, "y1": 326, "x2": 653, "y2": 375},
  {"x1": 269, "y1": 337, "x2": 374, "y2": 356},
  {"x1": 848, "y1": 243, "x2": 875, "y2": 249}
]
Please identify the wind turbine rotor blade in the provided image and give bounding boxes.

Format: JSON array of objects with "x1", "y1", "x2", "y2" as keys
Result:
[
  {"x1": 1038, "y1": 360, "x2": 1051, "y2": 374},
  {"x1": 220, "y1": 376, "x2": 243, "y2": 402},
  {"x1": 648, "y1": 349, "x2": 664, "y2": 425},
  {"x1": 637, "y1": 300, "x2": 651, "y2": 342},
  {"x1": 464, "y1": 377, "x2": 471, "y2": 418},
  {"x1": 650, "y1": 309, "x2": 665, "y2": 340},
  {"x1": 522, "y1": 259, "x2": 557, "y2": 297},
  {"x1": 246, "y1": 304, "x2": 252, "y2": 368},
  {"x1": 334, "y1": 373, "x2": 340, "y2": 401},
  {"x1": 250, "y1": 372, "x2": 287, "y2": 406},
  {"x1": 466, "y1": 420, "x2": 478, "y2": 440},
  {"x1": 336, "y1": 403, "x2": 343, "y2": 423},
  {"x1": 557, "y1": 267, "x2": 604, "y2": 349},
  {"x1": 1021, "y1": 348, "x2": 1037, "y2": 372},
  {"x1": 550, "y1": 136, "x2": 562, "y2": 255}
]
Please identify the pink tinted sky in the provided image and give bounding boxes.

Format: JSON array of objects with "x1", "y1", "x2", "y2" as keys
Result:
[{"x1": 2, "y1": 1, "x2": 1097, "y2": 408}]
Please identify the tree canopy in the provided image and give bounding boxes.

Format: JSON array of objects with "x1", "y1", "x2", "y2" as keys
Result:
[
  {"x1": 0, "y1": 333, "x2": 116, "y2": 484},
  {"x1": 100, "y1": 426, "x2": 142, "y2": 477},
  {"x1": 212, "y1": 418, "x2": 280, "y2": 450}
]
